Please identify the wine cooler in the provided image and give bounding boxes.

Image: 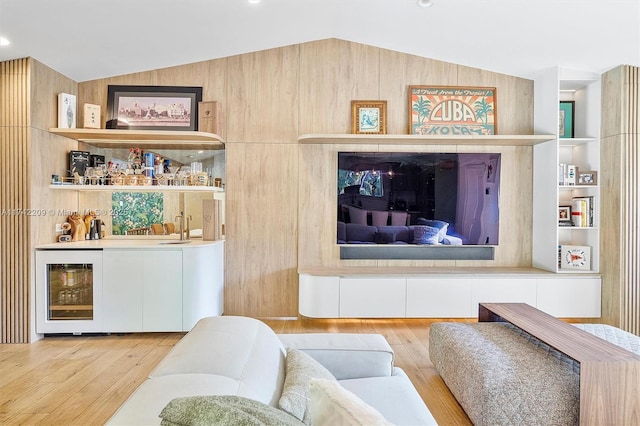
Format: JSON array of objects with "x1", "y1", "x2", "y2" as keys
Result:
[{"x1": 36, "y1": 249, "x2": 103, "y2": 333}]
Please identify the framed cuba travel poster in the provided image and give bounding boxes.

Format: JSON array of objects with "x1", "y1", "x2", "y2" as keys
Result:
[{"x1": 409, "y1": 86, "x2": 497, "y2": 135}]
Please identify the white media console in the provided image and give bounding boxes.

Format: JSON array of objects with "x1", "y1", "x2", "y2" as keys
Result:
[{"x1": 299, "y1": 268, "x2": 601, "y2": 319}]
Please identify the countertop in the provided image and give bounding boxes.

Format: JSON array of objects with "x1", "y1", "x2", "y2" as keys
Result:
[{"x1": 36, "y1": 237, "x2": 224, "y2": 250}]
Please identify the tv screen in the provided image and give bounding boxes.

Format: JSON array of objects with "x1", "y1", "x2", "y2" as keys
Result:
[{"x1": 337, "y1": 152, "x2": 500, "y2": 245}]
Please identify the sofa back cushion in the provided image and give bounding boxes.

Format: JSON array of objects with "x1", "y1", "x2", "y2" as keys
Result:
[
  {"x1": 345, "y1": 223, "x2": 377, "y2": 243},
  {"x1": 150, "y1": 316, "x2": 287, "y2": 407}
]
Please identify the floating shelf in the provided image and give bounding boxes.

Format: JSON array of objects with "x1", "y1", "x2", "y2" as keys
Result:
[
  {"x1": 49, "y1": 128, "x2": 224, "y2": 150},
  {"x1": 49, "y1": 184, "x2": 224, "y2": 193},
  {"x1": 298, "y1": 133, "x2": 555, "y2": 146}
]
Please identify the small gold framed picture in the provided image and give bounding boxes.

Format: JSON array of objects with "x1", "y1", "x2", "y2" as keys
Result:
[{"x1": 351, "y1": 100, "x2": 387, "y2": 134}]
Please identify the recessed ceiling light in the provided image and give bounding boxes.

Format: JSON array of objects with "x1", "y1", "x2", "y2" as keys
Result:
[
  {"x1": 248, "y1": 0, "x2": 261, "y2": 4},
  {"x1": 0, "y1": 37, "x2": 10, "y2": 46},
  {"x1": 417, "y1": 0, "x2": 433, "y2": 7}
]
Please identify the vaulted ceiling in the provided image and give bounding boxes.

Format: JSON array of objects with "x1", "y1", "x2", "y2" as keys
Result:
[{"x1": 0, "y1": 0, "x2": 638, "y2": 82}]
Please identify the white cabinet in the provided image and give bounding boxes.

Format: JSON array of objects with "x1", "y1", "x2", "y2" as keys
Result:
[
  {"x1": 340, "y1": 277, "x2": 406, "y2": 317},
  {"x1": 471, "y1": 278, "x2": 537, "y2": 308},
  {"x1": 537, "y1": 276, "x2": 601, "y2": 317},
  {"x1": 103, "y1": 249, "x2": 182, "y2": 332},
  {"x1": 182, "y1": 241, "x2": 224, "y2": 329},
  {"x1": 300, "y1": 272, "x2": 601, "y2": 319},
  {"x1": 142, "y1": 250, "x2": 183, "y2": 331},
  {"x1": 406, "y1": 278, "x2": 472, "y2": 317},
  {"x1": 299, "y1": 274, "x2": 340, "y2": 318},
  {"x1": 102, "y1": 250, "x2": 143, "y2": 331},
  {"x1": 37, "y1": 241, "x2": 224, "y2": 334},
  {"x1": 533, "y1": 67, "x2": 601, "y2": 273}
]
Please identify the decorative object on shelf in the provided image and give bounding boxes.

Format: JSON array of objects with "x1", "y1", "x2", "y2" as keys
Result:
[
  {"x1": 409, "y1": 86, "x2": 496, "y2": 135},
  {"x1": 69, "y1": 150, "x2": 90, "y2": 179},
  {"x1": 560, "y1": 244, "x2": 591, "y2": 270},
  {"x1": 578, "y1": 170, "x2": 597, "y2": 185},
  {"x1": 198, "y1": 101, "x2": 224, "y2": 137},
  {"x1": 351, "y1": 100, "x2": 387, "y2": 134},
  {"x1": 83, "y1": 103, "x2": 101, "y2": 129},
  {"x1": 558, "y1": 163, "x2": 577, "y2": 185},
  {"x1": 558, "y1": 205, "x2": 572, "y2": 226},
  {"x1": 106, "y1": 85, "x2": 203, "y2": 131},
  {"x1": 559, "y1": 101, "x2": 575, "y2": 138},
  {"x1": 67, "y1": 212, "x2": 87, "y2": 241},
  {"x1": 57, "y1": 93, "x2": 77, "y2": 129}
]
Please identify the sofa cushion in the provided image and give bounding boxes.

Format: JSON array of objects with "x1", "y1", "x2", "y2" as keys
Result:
[
  {"x1": 412, "y1": 225, "x2": 440, "y2": 244},
  {"x1": 345, "y1": 223, "x2": 377, "y2": 243},
  {"x1": 279, "y1": 348, "x2": 337, "y2": 424},
  {"x1": 339, "y1": 372, "x2": 438, "y2": 425},
  {"x1": 337, "y1": 221, "x2": 347, "y2": 243},
  {"x1": 416, "y1": 218, "x2": 449, "y2": 242},
  {"x1": 107, "y1": 374, "x2": 243, "y2": 425},
  {"x1": 309, "y1": 378, "x2": 392, "y2": 426},
  {"x1": 159, "y1": 395, "x2": 304, "y2": 426},
  {"x1": 278, "y1": 333, "x2": 394, "y2": 380},
  {"x1": 150, "y1": 316, "x2": 287, "y2": 407},
  {"x1": 374, "y1": 231, "x2": 396, "y2": 244}
]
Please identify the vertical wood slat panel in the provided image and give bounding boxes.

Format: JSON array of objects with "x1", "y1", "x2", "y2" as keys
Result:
[
  {"x1": 1, "y1": 58, "x2": 30, "y2": 343},
  {"x1": 622, "y1": 65, "x2": 640, "y2": 335}
]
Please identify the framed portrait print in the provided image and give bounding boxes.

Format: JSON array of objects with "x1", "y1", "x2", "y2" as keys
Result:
[
  {"x1": 558, "y1": 205, "x2": 572, "y2": 226},
  {"x1": 559, "y1": 101, "x2": 575, "y2": 138},
  {"x1": 106, "y1": 85, "x2": 203, "y2": 131},
  {"x1": 351, "y1": 100, "x2": 387, "y2": 134}
]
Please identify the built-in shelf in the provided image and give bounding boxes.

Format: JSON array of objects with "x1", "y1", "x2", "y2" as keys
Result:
[
  {"x1": 558, "y1": 137, "x2": 598, "y2": 147},
  {"x1": 49, "y1": 184, "x2": 224, "y2": 193},
  {"x1": 559, "y1": 185, "x2": 599, "y2": 189},
  {"x1": 49, "y1": 128, "x2": 224, "y2": 150},
  {"x1": 299, "y1": 133, "x2": 555, "y2": 146}
]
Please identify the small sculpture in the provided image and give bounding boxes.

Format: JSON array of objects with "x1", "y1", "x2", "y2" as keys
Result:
[{"x1": 67, "y1": 212, "x2": 86, "y2": 241}]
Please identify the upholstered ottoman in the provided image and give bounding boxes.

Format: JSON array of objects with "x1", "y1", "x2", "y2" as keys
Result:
[
  {"x1": 429, "y1": 322, "x2": 580, "y2": 425},
  {"x1": 429, "y1": 322, "x2": 640, "y2": 426}
]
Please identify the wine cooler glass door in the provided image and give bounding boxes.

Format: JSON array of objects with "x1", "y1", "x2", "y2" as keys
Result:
[{"x1": 36, "y1": 250, "x2": 103, "y2": 333}]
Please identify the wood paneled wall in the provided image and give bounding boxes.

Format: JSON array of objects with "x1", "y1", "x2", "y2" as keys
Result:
[
  {"x1": 1, "y1": 58, "x2": 78, "y2": 342},
  {"x1": 1, "y1": 58, "x2": 31, "y2": 343},
  {"x1": 75, "y1": 39, "x2": 534, "y2": 318},
  {"x1": 601, "y1": 65, "x2": 640, "y2": 334}
]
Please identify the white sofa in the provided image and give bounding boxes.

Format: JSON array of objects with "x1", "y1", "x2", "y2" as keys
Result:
[{"x1": 107, "y1": 315, "x2": 437, "y2": 425}]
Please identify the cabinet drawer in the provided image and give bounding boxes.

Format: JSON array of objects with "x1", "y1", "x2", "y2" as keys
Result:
[{"x1": 339, "y1": 277, "x2": 405, "y2": 318}]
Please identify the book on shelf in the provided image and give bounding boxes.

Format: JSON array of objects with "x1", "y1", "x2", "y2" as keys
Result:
[
  {"x1": 571, "y1": 196, "x2": 595, "y2": 227},
  {"x1": 57, "y1": 93, "x2": 77, "y2": 129},
  {"x1": 559, "y1": 164, "x2": 577, "y2": 185}
]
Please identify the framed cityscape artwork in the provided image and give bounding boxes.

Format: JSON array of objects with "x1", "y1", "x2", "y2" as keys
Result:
[{"x1": 106, "y1": 85, "x2": 202, "y2": 131}]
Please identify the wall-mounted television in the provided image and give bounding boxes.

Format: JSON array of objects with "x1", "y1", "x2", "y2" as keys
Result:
[{"x1": 337, "y1": 152, "x2": 501, "y2": 246}]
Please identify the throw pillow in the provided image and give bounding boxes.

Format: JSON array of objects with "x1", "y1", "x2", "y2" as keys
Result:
[
  {"x1": 309, "y1": 378, "x2": 393, "y2": 426},
  {"x1": 416, "y1": 218, "x2": 449, "y2": 242},
  {"x1": 374, "y1": 231, "x2": 396, "y2": 244},
  {"x1": 413, "y1": 225, "x2": 440, "y2": 245},
  {"x1": 278, "y1": 348, "x2": 337, "y2": 425},
  {"x1": 159, "y1": 395, "x2": 304, "y2": 426}
]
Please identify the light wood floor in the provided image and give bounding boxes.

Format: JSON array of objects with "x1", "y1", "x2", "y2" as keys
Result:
[{"x1": 0, "y1": 317, "x2": 473, "y2": 425}]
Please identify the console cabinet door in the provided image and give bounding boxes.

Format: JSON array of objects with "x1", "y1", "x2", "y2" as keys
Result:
[
  {"x1": 340, "y1": 277, "x2": 406, "y2": 317},
  {"x1": 142, "y1": 250, "x2": 182, "y2": 332},
  {"x1": 406, "y1": 278, "x2": 473, "y2": 317},
  {"x1": 537, "y1": 277, "x2": 601, "y2": 317},
  {"x1": 103, "y1": 250, "x2": 143, "y2": 332}
]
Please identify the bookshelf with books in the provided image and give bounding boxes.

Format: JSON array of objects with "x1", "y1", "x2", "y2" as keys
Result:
[{"x1": 533, "y1": 67, "x2": 600, "y2": 273}]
